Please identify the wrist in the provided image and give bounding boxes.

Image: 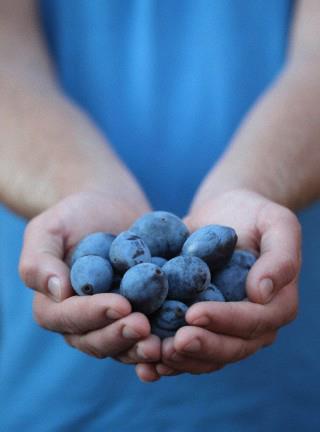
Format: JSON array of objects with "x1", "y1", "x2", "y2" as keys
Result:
[
  {"x1": 4, "y1": 158, "x2": 151, "y2": 220},
  {"x1": 0, "y1": 88, "x2": 150, "y2": 218},
  {"x1": 191, "y1": 157, "x2": 301, "y2": 212}
]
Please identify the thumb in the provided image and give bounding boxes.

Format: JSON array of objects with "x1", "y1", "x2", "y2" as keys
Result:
[
  {"x1": 19, "y1": 213, "x2": 73, "y2": 302},
  {"x1": 246, "y1": 207, "x2": 301, "y2": 304}
]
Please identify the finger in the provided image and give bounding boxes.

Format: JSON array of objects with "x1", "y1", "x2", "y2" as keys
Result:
[
  {"x1": 246, "y1": 205, "x2": 301, "y2": 304},
  {"x1": 64, "y1": 312, "x2": 150, "y2": 358},
  {"x1": 135, "y1": 363, "x2": 161, "y2": 382},
  {"x1": 187, "y1": 282, "x2": 298, "y2": 339},
  {"x1": 19, "y1": 213, "x2": 72, "y2": 302},
  {"x1": 160, "y1": 337, "x2": 223, "y2": 374},
  {"x1": 173, "y1": 326, "x2": 277, "y2": 364},
  {"x1": 155, "y1": 364, "x2": 181, "y2": 376},
  {"x1": 157, "y1": 359, "x2": 223, "y2": 375},
  {"x1": 115, "y1": 334, "x2": 161, "y2": 364},
  {"x1": 33, "y1": 292, "x2": 131, "y2": 334}
]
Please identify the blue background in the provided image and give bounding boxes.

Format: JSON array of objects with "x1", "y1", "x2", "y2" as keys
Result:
[{"x1": 1, "y1": 1, "x2": 320, "y2": 430}]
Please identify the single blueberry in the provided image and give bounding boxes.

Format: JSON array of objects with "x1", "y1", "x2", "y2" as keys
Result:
[
  {"x1": 130, "y1": 211, "x2": 189, "y2": 258},
  {"x1": 163, "y1": 256, "x2": 211, "y2": 301},
  {"x1": 70, "y1": 255, "x2": 113, "y2": 296},
  {"x1": 151, "y1": 256, "x2": 167, "y2": 267},
  {"x1": 189, "y1": 283, "x2": 225, "y2": 304},
  {"x1": 229, "y1": 249, "x2": 257, "y2": 269},
  {"x1": 151, "y1": 300, "x2": 188, "y2": 330},
  {"x1": 120, "y1": 263, "x2": 168, "y2": 315},
  {"x1": 109, "y1": 231, "x2": 151, "y2": 273},
  {"x1": 182, "y1": 224, "x2": 237, "y2": 271},
  {"x1": 69, "y1": 232, "x2": 115, "y2": 267},
  {"x1": 212, "y1": 264, "x2": 249, "y2": 301}
]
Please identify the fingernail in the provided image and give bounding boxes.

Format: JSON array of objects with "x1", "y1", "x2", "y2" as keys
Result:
[
  {"x1": 182, "y1": 339, "x2": 201, "y2": 353},
  {"x1": 156, "y1": 364, "x2": 175, "y2": 375},
  {"x1": 259, "y1": 278, "x2": 274, "y2": 303},
  {"x1": 106, "y1": 309, "x2": 123, "y2": 320},
  {"x1": 136, "y1": 345, "x2": 149, "y2": 360},
  {"x1": 122, "y1": 326, "x2": 142, "y2": 339},
  {"x1": 191, "y1": 316, "x2": 210, "y2": 327},
  {"x1": 48, "y1": 277, "x2": 61, "y2": 302}
]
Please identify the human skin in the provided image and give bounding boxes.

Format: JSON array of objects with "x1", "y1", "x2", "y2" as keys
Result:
[
  {"x1": 133, "y1": 0, "x2": 320, "y2": 380},
  {"x1": 1, "y1": 1, "x2": 160, "y2": 362},
  {"x1": 134, "y1": 190, "x2": 301, "y2": 380},
  {"x1": 1, "y1": 0, "x2": 319, "y2": 379}
]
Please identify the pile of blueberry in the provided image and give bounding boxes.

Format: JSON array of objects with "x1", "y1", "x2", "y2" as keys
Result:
[{"x1": 69, "y1": 211, "x2": 257, "y2": 339}]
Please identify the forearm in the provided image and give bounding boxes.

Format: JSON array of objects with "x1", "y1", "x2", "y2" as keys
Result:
[
  {"x1": 0, "y1": 77, "x2": 150, "y2": 218},
  {"x1": 193, "y1": 61, "x2": 320, "y2": 211},
  {"x1": 192, "y1": 0, "x2": 320, "y2": 212},
  {"x1": 0, "y1": 1, "x2": 149, "y2": 218}
]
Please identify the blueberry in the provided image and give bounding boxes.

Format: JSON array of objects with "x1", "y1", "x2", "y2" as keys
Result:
[
  {"x1": 182, "y1": 225, "x2": 237, "y2": 271},
  {"x1": 120, "y1": 263, "x2": 168, "y2": 314},
  {"x1": 69, "y1": 232, "x2": 115, "y2": 267},
  {"x1": 189, "y1": 283, "x2": 225, "y2": 304},
  {"x1": 150, "y1": 300, "x2": 188, "y2": 339},
  {"x1": 151, "y1": 257, "x2": 167, "y2": 267},
  {"x1": 109, "y1": 231, "x2": 151, "y2": 273},
  {"x1": 163, "y1": 256, "x2": 211, "y2": 301},
  {"x1": 130, "y1": 211, "x2": 189, "y2": 258},
  {"x1": 212, "y1": 264, "x2": 249, "y2": 301},
  {"x1": 70, "y1": 255, "x2": 113, "y2": 295},
  {"x1": 151, "y1": 300, "x2": 188, "y2": 330},
  {"x1": 229, "y1": 249, "x2": 257, "y2": 269}
]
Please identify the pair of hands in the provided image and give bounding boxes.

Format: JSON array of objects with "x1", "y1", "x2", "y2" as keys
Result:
[{"x1": 19, "y1": 189, "x2": 301, "y2": 382}]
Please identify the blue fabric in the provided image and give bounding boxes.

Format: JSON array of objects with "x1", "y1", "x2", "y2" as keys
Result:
[{"x1": 1, "y1": 1, "x2": 320, "y2": 430}]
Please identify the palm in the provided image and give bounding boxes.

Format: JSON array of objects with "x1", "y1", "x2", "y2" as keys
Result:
[
  {"x1": 135, "y1": 188, "x2": 301, "y2": 381},
  {"x1": 20, "y1": 190, "x2": 159, "y2": 367},
  {"x1": 45, "y1": 191, "x2": 150, "y2": 254},
  {"x1": 185, "y1": 189, "x2": 272, "y2": 253}
]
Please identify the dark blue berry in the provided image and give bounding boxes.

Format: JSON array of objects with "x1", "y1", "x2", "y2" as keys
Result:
[{"x1": 70, "y1": 255, "x2": 113, "y2": 295}]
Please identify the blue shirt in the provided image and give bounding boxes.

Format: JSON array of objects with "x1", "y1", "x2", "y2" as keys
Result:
[{"x1": 1, "y1": 1, "x2": 320, "y2": 431}]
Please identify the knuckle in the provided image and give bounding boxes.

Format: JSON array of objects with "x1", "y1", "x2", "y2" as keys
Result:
[
  {"x1": 64, "y1": 334, "x2": 76, "y2": 349},
  {"x1": 281, "y1": 257, "x2": 299, "y2": 282},
  {"x1": 83, "y1": 341, "x2": 107, "y2": 359},
  {"x1": 22, "y1": 216, "x2": 42, "y2": 243},
  {"x1": 32, "y1": 300, "x2": 47, "y2": 329},
  {"x1": 215, "y1": 363, "x2": 225, "y2": 372},
  {"x1": 225, "y1": 302, "x2": 241, "y2": 328},
  {"x1": 233, "y1": 342, "x2": 250, "y2": 361},
  {"x1": 281, "y1": 207, "x2": 300, "y2": 229},
  {"x1": 286, "y1": 301, "x2": 298, "y2": 324},
  {"x1": 188, "y1": 364, "x2": 211, "y2": 375},
  {"x1": 262, "y1": 331, "x2": 277, "y2": 348},
  {"x1": 33, "y1": 307, "x2": 45, "y2": 328},
  {"x1": 19, "y1": 257, "x2": 37, "y2": 288},
  {"x1": 58, "y1": 309, "x2": 84, "y2": 334},
  {"x1": 28, "y1": 212, "x2": 64, "y2": 237},
  {"x1": 205, "y1": 363, "x2": 224, "y2": 373},
  {"x1": 45, "y1": 214, "x2": 66, "y2": 238},
  {"x1": 247, "y1": 319, "x2": 267, "y2": 339},
  {"x1": 23, "y1": 218, "x2": 38, "y2": 237},
  {"x1": 114, "y1": 354, "x2": 135, "y2": 364},
  {"x1": 69, "y1": 334, "x2": 107, "y2": 359},
  {"x1": 64, "y1": 335, "x2": 105, "y2": 359},
  {"x1": 276, "y1": 283, "x2": 299, "y2": 327}
]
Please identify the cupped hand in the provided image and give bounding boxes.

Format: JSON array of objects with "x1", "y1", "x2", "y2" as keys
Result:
[
  {"x1": 136, "y1": 189, "x2": 301, "y2": 381},
  {"x1": 19, "y1": 191, "x2": 161, "y2": 363}
]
